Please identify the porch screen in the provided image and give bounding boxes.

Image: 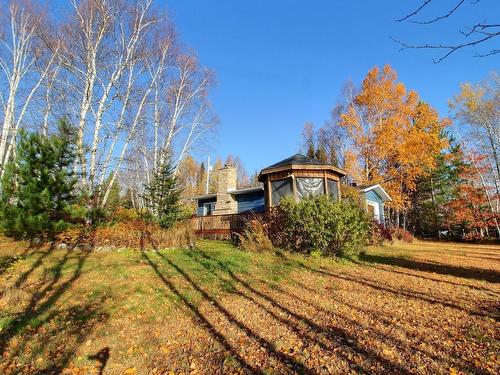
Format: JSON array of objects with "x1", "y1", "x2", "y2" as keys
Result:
[
  {"x1": 327, "y1": 179, "x2": 339, "y2": 201},
  {"x1": 296, "y1": 177, "x2": 324, "y2": 199},
  {"x1": 271, "y1": 178, "x2": 292, "y2": 206}
]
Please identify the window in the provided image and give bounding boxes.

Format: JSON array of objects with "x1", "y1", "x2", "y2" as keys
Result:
[
  {"x1": 271, "y1": 178, "x2": 292, "y2": 206},
  {"x1": 327, "y1": 179, "x2": 339, "y2": 201},
  {"x1": 296, "y1": 177, "x2": 324, "y2": 199},
  {"x1": 203, "y1": 202, "x2": 215, "y2": 216}
]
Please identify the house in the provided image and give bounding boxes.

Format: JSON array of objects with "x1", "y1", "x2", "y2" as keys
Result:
[
  {"x1": 192, "y1": 153, "x2": 392, "y2": 231},
  {"x1": 195, "y1": 165, "x2": 266, "y2": 217},
  {"x1": 194, "y1": 153, "x2": 346, "y2": 216},
  {"x1": 357, "y1": 184, "x2": 392, "y2": 224}
]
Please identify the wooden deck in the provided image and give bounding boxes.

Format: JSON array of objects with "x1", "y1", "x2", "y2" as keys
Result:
[{"x1": 189, "y1": 212, "x2": 263, "y2": 238}]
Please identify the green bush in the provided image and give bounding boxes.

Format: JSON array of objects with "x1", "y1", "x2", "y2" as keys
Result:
[{"x1": 278, "y1": 195, "x2": 370, "y2": 257}]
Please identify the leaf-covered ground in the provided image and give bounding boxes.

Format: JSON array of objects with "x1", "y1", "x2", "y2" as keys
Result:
[{"x1": 0, "y1": 237, "x2": 498, "y2": 374}]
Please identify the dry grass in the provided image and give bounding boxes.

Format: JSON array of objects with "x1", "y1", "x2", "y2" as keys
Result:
[{"x1": 0, "y1": 235, "x2": 498, "y2": 374}]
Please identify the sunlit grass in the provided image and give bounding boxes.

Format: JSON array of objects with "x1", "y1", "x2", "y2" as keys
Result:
[{"x1": 0, "y1": 235, "x2": 497, "y2": 374}]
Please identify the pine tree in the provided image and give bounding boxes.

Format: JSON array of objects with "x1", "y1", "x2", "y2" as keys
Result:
[
  {"x1": 0, "y1": 119, "x2": 78, "y2": 240},
  {"x1": 306, "y1": 143, "x2": 315, "y2": 158},
  {"x1": 143, "y1": 160, "x2": 182, "y2": 229},
  {"x1": 197, "y1": 162, "x2": 206, "y2": 194},
  {"x1": 315, "y1": 145, "x2": 328, "y2": 162},
  {"x1": 407, "y1": 136, "x2": 466, "y2": 237}
]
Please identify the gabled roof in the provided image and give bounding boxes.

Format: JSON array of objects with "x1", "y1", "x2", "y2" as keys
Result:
[
  {"x1": 258, "y1": 153, "x2": 346, "y2": 181},
  {"x1": 359, "y1": 184, "x2": 392, "y2": 202}
]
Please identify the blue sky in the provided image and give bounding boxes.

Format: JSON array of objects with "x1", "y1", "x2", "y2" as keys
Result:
[
  {"x1": 165, "y1": 0, "x2": 499, "y2": 173},
  {"x1": 46, "y1": 0, "x2": 499, "y2": 173}
]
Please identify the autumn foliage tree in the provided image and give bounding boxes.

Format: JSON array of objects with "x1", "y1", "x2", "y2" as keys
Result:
[
  {"x1": 339, "y1": 65, "x2": 449, "y2": 225},
  {"x1": 450, "y1": 74, "x2": 499, "y2": 219},
  {"x1": 445, "y1": 150, "x2": 500, "y2": 238}
]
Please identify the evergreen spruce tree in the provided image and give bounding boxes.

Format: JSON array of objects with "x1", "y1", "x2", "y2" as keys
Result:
[
  {"x1": 197, "y1": 162, "x2": 206, "y2": 194},
  {"x1": 408, "y1": 135, "x2": 466, "y2": 237},
  {"x1": 315, "y1": 145, "x2": 328, "y2": 162},
  {"x1": 0, "y1": 119, "x2": 78, "y2": 240},
  {"x1": 143, "y1": 160, "x2": 182, "y2": 229},
  {"x1": 306, "y1": 143, "x2": 315, "y2": 158}
]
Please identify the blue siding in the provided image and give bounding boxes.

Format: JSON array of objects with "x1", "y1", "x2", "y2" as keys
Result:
[
  {"x1": 236, "y1": 191, "x2": 265, "y2": 213},
  {"x1": 363, "y1": 190, "x2": 385, "y2": 222},
  {"x1": 197, "y1": 197, "x2": 216, "y2": 216}
]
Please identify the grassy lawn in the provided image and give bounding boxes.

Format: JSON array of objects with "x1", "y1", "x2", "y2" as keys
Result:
[{"x1": 0, "y1": 237, "x2": 498, "y2": 374}]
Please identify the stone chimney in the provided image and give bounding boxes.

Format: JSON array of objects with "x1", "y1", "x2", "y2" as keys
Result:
[{"x1": 213, "y1": 164, "x2": 237, "y2": 214}]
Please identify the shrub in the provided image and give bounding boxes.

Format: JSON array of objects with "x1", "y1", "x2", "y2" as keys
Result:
[
  {"x1": 56, "y1": 219, "x2": 195, "y2": 249},
  {"x1": 0, "y1": 120, "x2": 79, "y2": 241},
  {"x1": 390, "y1": 227, "x2": 414, "y2": 243},
  {"x1": 277, "y1": 195, "x2": 370, "y2": 257},
  {"x1": 462, "y1": 231, "x2": 482, "y2": 242},
  {"x1": 148, "y1": 220, "x2": 196, "y2": 249},
  {"x1": 369, "y1": 220, "x2": 393, "y2": 245},
  {"x1": 110, "y1": 207, "x2": 139, "y2": 222},
  {"x1": 237, "y1": 218, "x2": 274, "y2": 252}
]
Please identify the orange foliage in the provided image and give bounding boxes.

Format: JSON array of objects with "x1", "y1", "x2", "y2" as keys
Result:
[
  {"x1": 445, "y1": 152, "x2": 499, "y2": 236},
  {"x1": 340, "y1": 65, "x2": 449, "y2": 210}
]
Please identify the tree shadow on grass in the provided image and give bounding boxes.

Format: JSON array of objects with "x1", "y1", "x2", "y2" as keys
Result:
[
  {"x1": 350, "y1": 258, "x2": 499, "y2": 295},
  {"x1": 87, "y1": 347, "x2": 110, "y2": 375},
  {"x1": 1, "y1": 300, "x2": 109, "y2": 374},
  {"x1": 0, "y1": 245, "x2": 108, "y2": 374},
  {"x1": 359, "y1": 253, "x2": 500, "y2": 284},
  {"x1": 0, "y1": 244, "x2": 55, "y2": 297},
  {"x1": 140, "y1": 249, "x2": 263, "y2": 374},
  {"x1": 186, "y1": 248, "x2": 413, "y2": 375},
  {"x1": 0, "y1": 256, "x2": 19, "y2": 276},
  {"x1": 265, "y1": 279, "x2": 488, "y2": 374},
  {"x1": 156, "y1": 249, "x2": 316, "y2": 373},
  {"x1": 296, "y1": 261, "x2": 495, "y2": 318}
]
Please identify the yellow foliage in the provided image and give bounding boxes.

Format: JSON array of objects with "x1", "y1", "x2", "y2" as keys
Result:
[{"x1": 339, "y1": 65, "x2": 449, "y2": 210}]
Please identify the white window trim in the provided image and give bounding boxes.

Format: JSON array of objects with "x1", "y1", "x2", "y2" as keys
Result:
[{"x1": 366, "y1": 200, "x2": 380, "y2": 222}]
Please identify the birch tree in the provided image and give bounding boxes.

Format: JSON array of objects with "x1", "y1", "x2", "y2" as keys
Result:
[
  {"x1": 0, "y1": 0, "x2": 217, "y2": 214},
  {"x1": 100, "y1": 32, "x2": 172, "y2": 207},
  {"x1": 0, "y1": 1, "x2": 56, "y2": 176},
  {"x1": 451, "y1": 73, "x2": 500, "y2": 214}
]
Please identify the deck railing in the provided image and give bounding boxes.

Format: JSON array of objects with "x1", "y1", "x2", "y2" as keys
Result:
[{"x1": 189, "y1": 212, "x2": 264, "y2": 238}]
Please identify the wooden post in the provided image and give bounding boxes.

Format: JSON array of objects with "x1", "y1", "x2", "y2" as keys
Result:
[
  {"x1": 292, "y1": 174, "x2": 297, "y2": 202},
  {"x1": 266, "y1": 177, "x2": 272, "y2": 208},
  {"x1": 323, "y1": 170, "x2": 327, "y2": 195}
]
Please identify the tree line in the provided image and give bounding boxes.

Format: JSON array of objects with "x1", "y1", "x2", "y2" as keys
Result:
[
  {"x1": 301, "y1": 65, "x2": 499, "y2": 239},
  {"x1": 0, "y1": 0, "x2": 216, "y2": 212}
]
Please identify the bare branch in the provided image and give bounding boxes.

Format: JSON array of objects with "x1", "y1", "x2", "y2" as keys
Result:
[
  {"x1": 393, "y1": 0, "x2": 499, "y2": 62},
  {"x1": 409, "y1": 0, "x2": 466, "y2": 24},
  {"x1": 390, "y1": 30, "x2": 500, "y2": 63},
  {"x1": 396, "y1": 0, "x2": 433, "y2": 22}
]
